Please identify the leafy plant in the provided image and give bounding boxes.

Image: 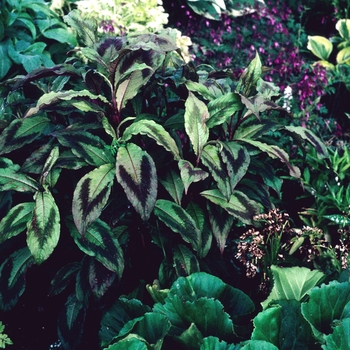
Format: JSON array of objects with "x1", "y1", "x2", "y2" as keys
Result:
[
  {"x1": 0, "y1": 9, "x2": 327, "y2": 348},
  {"x1": 0, "y1": 321, "x2": 12, "y2": 348}
]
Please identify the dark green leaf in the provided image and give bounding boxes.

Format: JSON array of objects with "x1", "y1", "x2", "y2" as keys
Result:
[
  {"x1": 200, "y1": 336, "x2": 236, "y2": 350},
  {"x1": 159, "y1": 170, "x2": 184, "y2": 205},
  {"x1": 0, "y1": 40, "x2": 12, "y2": 80},
  {"x1": 173, "y1": 244, "x2": 200, "y2": 277},
  {"x1": 323, "y1": 317, "x2": 350, "y2": 350},
  {"x1": 49, "y1": 262, "x2": 80, "y2": 296},
  {"x1": 178, "y1": 159, "x2": 209, "y2": 194}
]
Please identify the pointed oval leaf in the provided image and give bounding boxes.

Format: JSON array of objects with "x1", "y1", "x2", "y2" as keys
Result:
[
  {"x1": 121, "y1": 119, "x2": 180, "y2": 160},
  {"x1": 178, "y1": 159, "x2": 209, "y2": 194},
  {"x1": 49, "y1": 262, "x2": 80, "y2": 297},
  {"x1": 73, "y1": 163, "x2": 115, "y2": 235},
  {"x1": 307, "y1": 36, "x2": 333, "y2": 61},
  {"x1": 40, "y1": 145, "x2": 59, "y2": 187},
  {"x1": 337, "y1": 46, "x2": 350, "y2": 65},
  {"x1": 173, "y1": 244, "x2": 200, "y2": 277},
  {"x1": 116, "y1": 143, "x2": 157, "y2": 221},
  {"x1": 336, "y1": 19, "x2": 350, "y2": 39},
  {"x1": 154, "y1": 199, "x2": 201, "y2": 251},
  {"x1": 0, "y1": 202, "x2": 34, "y2": 244},
  {"x1": 185, "y1": 92, "x2": 210, "y2": 159},
  {"x1": 236, "y1": 52, "x2": 262, "y2": 95},
  {"x1": 159, "y1": 169, "x2": 184, "y2": 205},
  {"x1": 26, "y1": 191, "x2": 61, "y2": 264}
]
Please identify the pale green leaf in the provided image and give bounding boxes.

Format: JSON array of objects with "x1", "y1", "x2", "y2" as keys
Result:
[
  {"x1": 337, "y1": 46, "x2": 350, "y2": 65},
  {"x1": 307, "y1": 36, "x2": 333, "y2": 61}
]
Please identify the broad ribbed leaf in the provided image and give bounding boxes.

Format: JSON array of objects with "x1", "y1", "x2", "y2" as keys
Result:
[
  {"x1": 107, "y1": 336, "x2": 148, "y2": 349},
  {"x1": 56, "y1": 130, "x2": 114, "y2": 166},
  {"x1": 207, "y1": 201, "x2": 234, "y2": 255},
  {"x1": 221, "y1": 142, "x2": 250, "y2": 192},
  {"x1": 0, "y1": 116, "x2": 51, "y2": 155},
  {"x1": 261, "y1": 265, "x2": 325, "y2": 309},
  {"x1": 116, "y1": 143, "x2": 157, "y2": 221},
  {"x1": 178, "y1": 159, "x2": 209, "y2": 194},
  {"x1": 201, "y1": 144, "x2": 231, "y2": 199},
  {"x1": 49, "y1": 262, "x2": 80, "y2": 296},
  {"x1": 207, "y1": 92, "x2": 243, "y2": 128},
  {"x1": 324, "y1": 318, "x2": 350, "y2": 350},
  {"x1": 173, "y1": 244, "x2": 200, "y2": 277},
  {"x1": 185, "y1": 92, "x2": 210, "y2": 160},
  {"x1": 72, "y1": 163, "x2": 115, "y2": 235},
  {"x1": 121, "y1": 119, "x2": 180, "y2": 160},
  {"x1": 58, "y1": 293, "x2": 86, "y2": 350},
  {"x1": 154, "y1": 199, "x2": 201, "y2": 251},
  {"x1": 200, "y1": 336, "x2": 236, "y2": 350},
  {"x1": 307, "y1": 36, "x2": 333, "y2": 61},
  {"x1": 0, "y1": 202, "x2": 34, "y2": 244},
  {"x1": 201, "y1": 189, "x2": 260, "y2": 225},
  {"x1": 238, "y1": 139, "x2": 301, "y2": 178},
  {"x1": 68, "y1": 218, "x2": 124, "y2": 277},
  {"x1": 26, "y1": 190, "x2": 60, "y2": 264},
  {"x1": 25, "y1": 90, "x2": 110, "y2": 117},
  {"x1": 0, "y1": 247, "x2": 34, "y2": 311},
  {"x1": 159, "y1": 170, "x2": 184, "y2": 205},
  {"x1": 285, "y1": 126, "x2": 328, "y2": 159}
]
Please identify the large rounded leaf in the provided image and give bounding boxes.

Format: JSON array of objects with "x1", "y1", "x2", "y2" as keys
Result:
[{"x1": 307, "y1": 36, "x2": 333, "y2": 61}]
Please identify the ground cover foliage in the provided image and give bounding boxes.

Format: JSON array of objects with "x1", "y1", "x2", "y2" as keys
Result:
[{"x1": 0, "y1": 0, "x2": 349, "y2": 349}]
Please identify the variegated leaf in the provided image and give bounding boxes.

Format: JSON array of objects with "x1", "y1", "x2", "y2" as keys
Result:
[
  {"x1": 26, "y1": 190, "x2": 61, "y2": 264},
  {"x1": 220, "y1": 142, "x2": 250, "y2": 192},
  {"x1": 121, "y1": 119, "x2": 181, "y2": 160},
  {"x1": 0, "y1": 202, "x2": 34, "y2": 244},
  {"x1": 116, "y1": 143, "x2": 157, "y2": 221},
  {"x1": 207, "y1": 201, "x2": 234, "y2": 255},
  {"x1": 0, "y1": 247, "x2": 34, "y2": 311},
  {"x1": 154, "y1": 199, "x2": 201, "y2": 251},
  {"x1": 201, "y1": 144, "x2": 231, "y2": 199},
  {"x1": 67, "y1": 218, "x2": 124, "y2": 277},
  {"x1": 201, "y1": 189, "x2": 261, "y2": 225},
  {"x1": 0, "y1": 116, "x2": 51, "y2": 155},
  {"x1": 178, "y1": 159, "x2": 208, "y2": 194},
  {"x1": 159, "y1": 169, "x2": 184, "y2": 205},
  {"x1": 56, "y1": 130, "x2": 114, "y2": 166},
  {"x1": 173, "y1": 244, "x2": 200, "y2": 277},
  {"x1": 185, "y1": 80, "x2": 217, "y2": 101},
  {"x1": 55, "y1": 149, "x2": 89, "y2": 170},
  {"x1": 49, "y1": 262, "x2": 80, "y2": 296},
  {"x1": 40, "y1": 146, "x2": 59, "y2": 188},
  {"x1": 72, "y1": 163, "x2": 115, "y2": 235},
  {"x1": 234, "y1": 119, "x2": 280, "y2": 140},
  {"x1": 184, "y1": 92, "x2": 210, "y2": 160}
]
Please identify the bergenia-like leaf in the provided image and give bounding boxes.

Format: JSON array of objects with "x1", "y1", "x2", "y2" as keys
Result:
[
  {"x1": 116, "y1": 143, "x2": 157, "y2": 221},
  {"x1": 154, "y1": 199, "x2": 201, "y2": 251},
  {"x1": 0, "y1": 116, "x2": 51, "y2": 155},
  {"x1": 72, "y1": 163, "x2": 115, "y2": 235},
  {"x1": 0, "y1": 202, "x2": 34, "y2": 244},
  {"x1": 201, "y1": 189, "x2": 261, "y2": 225},
  {"x1": 26, "y1": 190, "x2": 60, "y2": 264},
  {"x1": 178, "y1": 159, "x2": 209, "y2": 194},
  {"x1": 0, "y1": 247, "x2": 34, "y2": 311},
  {"x1": 184, "y1": 92, "x2": 210, "y2": 160},
  {"x1": 121, "y1": 119, "x2": 180, "y2": 160}
]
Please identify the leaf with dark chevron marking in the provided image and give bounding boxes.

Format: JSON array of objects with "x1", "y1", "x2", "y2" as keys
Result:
[
  {"x1": 72, "y1": 163, "x2": 115, "y2": 235},
  {"x1": 178, "y1": 159, "x2": 208, "y2": 194},
  {"x1": 116, "y1": 143, "x2": 157, "y2": 221}
]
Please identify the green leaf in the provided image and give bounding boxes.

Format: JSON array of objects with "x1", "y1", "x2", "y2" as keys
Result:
[
  {"x1": 337, "y1": 46, "x2": 350, "y2": 65},
  {"x1": 159, "y1": 170, "x2": 184, "y2": 205},
  {"x1": 186, "y1": 0, "x2": 226, "y2": 20},
  {"x1": 0, "y1": 247, "x2": 34, "y2": 311},
  {"x1": 116, "y1": 143, "x2": 157, "y2": 221},
  {"x1": 42, "y1": 28, "x2": 77, "y2": 46},
  {"x1": 178, "y1": 159, "x2": 209, "y2": 194},
  {"x1": 307, "y1": 36, "x2": 333, "y2": 61},
  {"x1": 173, "y1": 244, "x2": 200, "y2": 277},
  {"x1": 201, "y1": 189, "x2": 261, "y2": 225},
  {"x1": 0, "y1": 116, "x2": 51, "y2": 155},
  {"x1": 336, "y1": 19, "x2": 350, "y2": 40},
  {"x1": 49, "y1": 262, "x2": 80, "y2": 296},
  {"x1": 185, "y1": 80, "x2": 217, "y2": 101},
  {"x1": 207, "y1": 92, "x2": 243, "y2": 128},
  {"x1": 58, "y1": 293, "x2": 86, "y2": 350},
  {"x1": 185, "y1": 92, "x2": 210, "y2": 160},
  {"x1": 121, "y1": 119, "x2": 180, "y2": 160},
  {"x1": 40, "y1": 145, "x2": 59, "y2": 188},
  {"x1": 154, "y1": 199, "x2": 201, "y2": 251},
  {"x1": 324, "y1": 214, "x2": 350, "y2": 226},
  {"x1": 200, "y1": 336, "x2": 236, "y2": 350},
  {"x1": 323, "y1": 317, "x2": 350, "y2": 350},
  {"x1": 26, "y1": 190, "x2": 61, "y2": 264},
  {"x1": 72, "y1": 163, "x2": 115, "y2": 235},
  {"x1": 68, "y1": 218, "x2": 124, "y2": 276},
  {"x1": 240, "y1": 340, "x2": 279, "y2": 350},
  {"x1": 0, "y1": 202, "x2": 34, "y2": 244},
  {"x1": 301, "y1": 280, "x2": 350, "y2": 342},
  {"x1": 262, "y1": 265, "x2": 325, "y2": 309},
  {"x1": 0, "y1": 40, "x2": 12, "y2": 80}
]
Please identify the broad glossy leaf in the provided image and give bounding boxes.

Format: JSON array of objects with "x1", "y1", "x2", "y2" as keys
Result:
[
  {"x1": 207, "y1": 201, "x2": 234, "y2": 255},
  {"x1": 240, "y1": 340, "x2": 279, "y2": 350},
  {"x1": 185, "y1": 92, "x2": 210, "y2": 159},
  {"x1": 121, "y1": 119, "x2": 180, "y2": 160},
  {"x1": 116, "y1": 143, "x2": 157, "y2": 221},
  {"x1": 26, "y1": 190, "x2": 60, "y2": 264},
  {"x1": 336, "y1": 19, "x2": 350, "y2": 39},
  {"x1": 56, "y1": 130, "x2": 114, "y2": 166},
  {"x1": 323, "y1": 318, "x2": 350, "y2": 350},
  {"x1": 285, "y1": 126, "x2": 328, "y2": 159},
  {"x1": 301, "y1": 280, "x2": 350, "y2": 342},
  {"x1": 178, "y1": 159, "x2": 209, "y2": 194},
  {"x1": 0, "y1": 40, "x2": 12, "y2": 80},
  {"x1": 0, "y1": 116, "x2": 51, "y2": 155},
  {"x1": 201, "y1": 189, "x2": 261, "y2": 225},
  {"x1": 173, "y1": 244, "x2": 200, "y2": 277},
  {"x1": 0, "y1": 202, "x2": 34, "y2": 244},
  {"x1": 68, "y1": 218, "x2": 124, "y2": 277},
  {"x1": 72, "y1": 163, "x2": 115, "y2": 235},
  {"x1": 261, "y1": 265, "x2": 325, "y2": 310},
  {"x1": 58, "y1": 293, "x2": 86, "y2": 350},
  {"x1": 49, "y1": 262, "x2": 80, "y2": 296},
  {"x1": 337, "y1": 46, "x2": 350, "y2": 65},
  {"x1": 0, "y1": 247, "x2": 34, "y2": 311},
  {"x1": 307, "y1": 36, "x2": 333, "y2": 61},
  {"x1": 154, "y1": 199, "x2": 201, "y2": 251},
  {"x1": 200, "y1": 336, "x2": 236, "y2": 350},
  {"x1": 207, "y1": 92, "x2": 243, "y2": 128},
  {"x1": 175, "y1": 323, "x2": 204, "y2": 349},
  {"x1": 159, "y1": 170, "x2": 184, "y2": 205},
  {"x1": 106, "y1": 336, "x2": 148, "y2": 350},
  {"x1": 187, "y1": 0, "x2": 226, "y2": 20}
]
